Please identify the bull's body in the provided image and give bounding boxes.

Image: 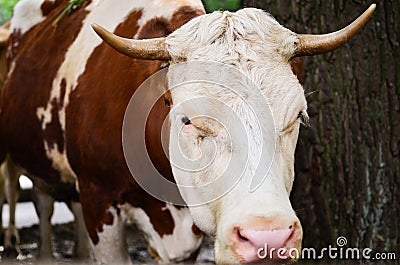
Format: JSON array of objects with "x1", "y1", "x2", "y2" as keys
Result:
[{"x1": 0, "y1": 0, "x2": 204, "y2": 263}]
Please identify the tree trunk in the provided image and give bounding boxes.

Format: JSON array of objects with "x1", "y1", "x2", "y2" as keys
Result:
[{"x1": 243, "y1": 0, "x2": 399, "y2": 258}]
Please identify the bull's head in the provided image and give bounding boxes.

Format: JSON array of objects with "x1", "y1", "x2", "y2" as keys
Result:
[{"x1": 93, "y1": 4, "x2": 375, "y2": 264}]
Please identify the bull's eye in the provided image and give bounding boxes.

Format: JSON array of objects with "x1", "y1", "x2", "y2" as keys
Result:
[{"x1": 181, "y1": 116, "x2": 191, "y2": 125}]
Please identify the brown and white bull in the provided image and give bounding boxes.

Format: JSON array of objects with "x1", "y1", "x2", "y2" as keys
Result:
[
  {"x1": 1, "y1": 0, "x2": 204, "y2": 263},
  {"x1": 0, "y1": 0, "x2": 375, "y2": 264},
  {"x1": 93, "y1": 3, "x2": 375, "y2": 264}
]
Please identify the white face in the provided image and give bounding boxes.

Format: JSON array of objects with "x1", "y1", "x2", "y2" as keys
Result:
[
  {"x1": 165, "y1": 8, "x2": 307, "y2": 264},
  {"x1": 167, "y1": 9, "x2": 307, "y2": 264}
]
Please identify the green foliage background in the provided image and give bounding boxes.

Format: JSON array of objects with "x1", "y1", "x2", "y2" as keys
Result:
[
  {"x1": 0, "y1": 0, "x2": 241, "y2": 24},
  {"x1": 0, "y1": 0, "x2": 17, "y2": 24}
]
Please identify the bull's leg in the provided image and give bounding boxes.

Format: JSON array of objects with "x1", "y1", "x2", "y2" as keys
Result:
[
  {"x1": 1, "y1": 156, "x2": 21, "y2": 255},
  {"x1": 68, "y1": 201, "x2": 91, "y2": 259},
  {"x1": 93, "y1": 208, "x2": 130, "y2": 265},
  {"x1": 32, "y1": 186, "x2": 54, "y2": 259}
]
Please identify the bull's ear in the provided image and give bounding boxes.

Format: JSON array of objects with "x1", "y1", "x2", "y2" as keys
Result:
[
  {"x1": 290, "y1": 57, "x2": 305, "y2": 84},
  {"x1": 91, "y1": 23, "x2": 171, "y2": 60},
  {"x1": 294, "y1": 4, "x2": 376, "y2": 57},
  {"x1": 0, "y1": 21, "x2": 10, "y2": 47}
]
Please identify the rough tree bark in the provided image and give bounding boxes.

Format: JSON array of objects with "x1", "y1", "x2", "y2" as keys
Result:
[{"x1": 243, "y1": 0, "x2": 399, "y2": 259}]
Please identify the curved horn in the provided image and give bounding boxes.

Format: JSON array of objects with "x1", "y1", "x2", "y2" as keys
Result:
[
  {"x1": 294, "y1": 4, "x2": 376, "y2": 57},
  {"x1": 91, "y1": 23, "x2": 171, "y2": 60}
]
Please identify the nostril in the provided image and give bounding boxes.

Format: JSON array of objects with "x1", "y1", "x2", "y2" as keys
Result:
[
  {"x1": 236, "y1": 228, "x2": 249, "y2": 242},
  {"x1": 287, "y1": 227, "x2": 295, "y2": 241},
  {"x1": 230, "y1": 223, "x2": 303, "y2": 263}
]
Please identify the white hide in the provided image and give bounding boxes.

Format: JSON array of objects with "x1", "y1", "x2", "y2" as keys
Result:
[
  {"x1": 10, "y1": 0, "x2": 49, "y2": 35},
  {"x1": 121, "y1": 203, "x2": 202, "y2": 263}
]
